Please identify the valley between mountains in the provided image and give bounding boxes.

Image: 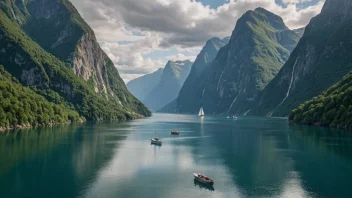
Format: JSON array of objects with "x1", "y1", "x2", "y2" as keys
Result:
[{"x1": 0, "y1": 0, "x2": 351, "y2": 130}]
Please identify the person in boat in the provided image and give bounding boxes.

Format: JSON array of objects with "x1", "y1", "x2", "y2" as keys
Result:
[{"x1": 197, "y1": 173, "x2": 212, "y2": 181}]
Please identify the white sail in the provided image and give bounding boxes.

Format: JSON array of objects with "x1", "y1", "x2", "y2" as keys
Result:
[{"x1": 198, "y1": 107, "x2": 205, "y2": 117}]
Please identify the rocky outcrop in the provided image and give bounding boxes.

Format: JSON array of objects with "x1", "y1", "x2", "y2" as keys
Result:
[
  {"x1": 251, "y1": 0, "x2": 352, "y2": 117},
  {"x1": 72, "y1": 34, "x2": 109, "y2": 95}
]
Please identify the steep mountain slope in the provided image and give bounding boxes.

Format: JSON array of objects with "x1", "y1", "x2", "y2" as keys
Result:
[
  {"x1": 293, "y1": 27, "x2": 305, "y2": 37},
  {"x1": 251, "y1": 0, "x2": 352, "y2": 117},
  {"x1": 127, "y1": 68, "x2": 163, "y2": 102},
  {"x1": 0, "y1": 0, "x2": 150, "y2": 120},
  {"x1": 160, "y1": 37, "x2": 230, "y2": 113},
  {"x1": 289, "y1": 71, "x2": 352, "y2": 128},
  {"x1": 0, "y1": 65, "x2": 82, "y2": 130},
  {"x1": 144, "y1": 60, "x2": 193, "y2": 111},
  {"x1": 192, "y1": 8, "x2": 299, "y2": 115}
]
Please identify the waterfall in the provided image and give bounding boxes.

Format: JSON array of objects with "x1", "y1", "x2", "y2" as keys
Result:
[
  {"x1": 201, "y1": 87, "x2": 206, "y2": 98},
  {"x1": 271, "y1": 57, "x2": 299, "y2": 115},
  {"x1": 217, "y1": 67, "x2": 226, "y2": 91},
  {"x1": 226, "y1": 96, "x2": 238, "y2": 115}
]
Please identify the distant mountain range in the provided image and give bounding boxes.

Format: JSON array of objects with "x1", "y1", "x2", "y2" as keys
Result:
[
  {"x1": 127, "y1": 60, "x2": 193, "y2": 112},
  {"x1": 1, "y1": 0, "x2": 351, "y2": 130},
  {"x1": 160, "y1": 37, "x2": 230, "y2": 113},
  {"x1": 127, "y1": 68, "x2": 163, "y2": 102},
  {"x1": 161, "y1": 0, "x2": 352, "y2": 129},
  {"x1": 161, "y1": 8, "x2": 300, "y2": 115}
]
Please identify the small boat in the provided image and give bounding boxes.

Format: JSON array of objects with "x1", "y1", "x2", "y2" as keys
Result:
[
  {"x1": 151, "y1": 137, "x2": 162, "y2": 145},
  {"x1": 193, "y1": 173, "x2": 214, "y2": 186},
  {"x1": 198, "y1": 107, "x2": 205, "y2": 117},
  {"x1": 171, "y1": 130, "x2": 180, "y2": 135}
]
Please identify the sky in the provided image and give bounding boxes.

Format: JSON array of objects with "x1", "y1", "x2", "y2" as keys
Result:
[{"x1": 69, "y1": 0, "x2": 325, "y2": 83}]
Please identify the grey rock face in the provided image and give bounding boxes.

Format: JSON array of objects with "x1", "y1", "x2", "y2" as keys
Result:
[
  {"x1": 169, "y1": 8, "x2": 299, "y2": 115},
  {"x1": 251, "y1": 0, "x2": 352, "y2": 117},
  {"x1": 160, "y1": 37, "x2": 230, "y2": 114}
]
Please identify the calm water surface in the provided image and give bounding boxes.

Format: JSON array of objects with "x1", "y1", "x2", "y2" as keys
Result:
[{"x1": 1, "y1": 114, "x2": 352, "y2": 198}]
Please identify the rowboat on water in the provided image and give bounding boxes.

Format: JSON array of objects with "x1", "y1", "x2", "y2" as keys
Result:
[{"x1": 193, "y1": 173, "x2": 214, "y2": 186}]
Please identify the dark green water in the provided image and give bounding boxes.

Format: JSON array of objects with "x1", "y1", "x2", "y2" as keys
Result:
[{"x1": 1, "y1": 114, "x2": 352, "y2": 198}]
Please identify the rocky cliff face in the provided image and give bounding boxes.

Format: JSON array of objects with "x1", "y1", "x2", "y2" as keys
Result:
[
  {"x1": 144, "y1": 60, "x2": 193, "y2": 111},
  {"x1": 15, "y1": 0, "x2": 124, "y2": 98},
  {"x1": 160, "y1": 37, "x2": 230, "y2": 113},
  {"x1": 0, "y1": 0, "x2": 150, "y2": 120},
  {"x1": 127, "y1": 68, "x2": 163, "y2": 102},
  {"x1": 191, "y1": 8, "x2": 299, "y2": 115},
  {"x1": 251, "y1": 0, "x2": 352, "y2": 117}
]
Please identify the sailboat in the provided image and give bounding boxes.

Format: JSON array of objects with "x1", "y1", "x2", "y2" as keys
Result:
[
  {"x1": 198, "y1": 107, "x2": 205, "y2": 117},
  {"x1": 151, "y1": 129, "x2": 162, "y2": 145}
]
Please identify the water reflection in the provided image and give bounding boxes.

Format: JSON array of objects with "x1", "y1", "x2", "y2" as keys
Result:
[
  {"x1": 193, "y1": 179, "x2": 215, "y2": 191},
  {"x1": 0, "y1": 122, "x2": 130, "y2": 198},
  {"x1": 1, "y1": 114, "x2": 352, "y2": 198}
]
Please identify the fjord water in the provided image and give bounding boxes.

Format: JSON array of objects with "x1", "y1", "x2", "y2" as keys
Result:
[{"x1": 1, "y1": 114, "x2": 352, "y2": 198}]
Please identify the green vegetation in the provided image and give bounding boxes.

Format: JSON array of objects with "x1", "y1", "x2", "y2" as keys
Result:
[
  {"x1": 290, "y1": 72, "x2": 352, "y2": 129},
  {"x1": 0, "y1": 0, "x2": 150, "y2": 125},
  {"x1": 251, "y1": 1, "x2": 352, "y2": 117},
  {"x1": 0, "y1": 10, "x2": 146, "y2": 121},
  {"x1": 183, "y1": 8, "x2": 299, "y2": 115},
  {"x1": 0, "y1": 65, "x2": 82, "y2": 129}
]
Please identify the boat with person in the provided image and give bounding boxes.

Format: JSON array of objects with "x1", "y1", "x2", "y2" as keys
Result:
[
  {"x1": 198, "y1": 107, "x2": 205, "y2": 117},
  {"x1": 171, "y1": 130, "x2": 180, "y2": 135},
  {"x1": 193, "y1": 173, "x2": 214, "y2": 186}
]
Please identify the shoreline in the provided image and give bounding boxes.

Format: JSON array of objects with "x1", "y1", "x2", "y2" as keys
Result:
[
  {"x1": 0, "y1": 120, "x2": 85, "y2": 133},
  {"x1": 0, "y1": 114, "x2": 149, "y2": 133}
]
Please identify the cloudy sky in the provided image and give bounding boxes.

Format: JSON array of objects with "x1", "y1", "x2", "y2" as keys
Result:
[{"x1": 69, "y1": 0, "x2": 325, "y2": 83}]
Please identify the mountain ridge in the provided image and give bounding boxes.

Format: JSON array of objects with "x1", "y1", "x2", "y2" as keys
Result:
[
  {"x1": 144, "y1": 60, "x2": 193, "y2": 111},
  {"x1": 0, "y1": 0, "x2": 150, "y2": 125},
  {"x1": 127, "y1": 68, "x2": 163, "y2": 102},
  {"x1": 160, "y1": 37, "x2": 230, "y2": 113},
  {"x1": 250, "y1": 0, "x2": 352, "y2": 117},
  {"x1": 189, "y1": 8, "x2": 300, "y2": 115}
]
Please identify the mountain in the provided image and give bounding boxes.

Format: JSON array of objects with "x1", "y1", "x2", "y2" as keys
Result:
[
  {"x1": 160, "y1": 37, "x2": 230, "y2": 113},
  {"x1": 293, "y1": 27, "x2": 305, "y2": 37},
  {"x1": 144, "y1": 60, "x2": 193, "y2": 111},
  {"x1": 289, "y1": 71, "x2": 352, "y2": 128},
  {"x1": 126, "y1": 68, "x2": 163, "y2": 102},
  {"x1": 0, "y1": 0, "x2": 150, "y2": 124},
  {"x1": 251, "y1": 0, "x2": 352, "y2": 117},
  {"x1": 174, "y1": 8, "x2": 299, "y2": 115}
]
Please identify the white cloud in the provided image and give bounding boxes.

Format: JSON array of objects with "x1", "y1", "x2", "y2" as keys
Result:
[
  {"x1": 166, "y1": 53, "x2": 197, "y2": 62},
  {"x1": 282, "y1": 0, "x2": 312, "y2": 4},
  {"x1": 69, "y1": 0, "x2": 324, "y2": 82}
]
